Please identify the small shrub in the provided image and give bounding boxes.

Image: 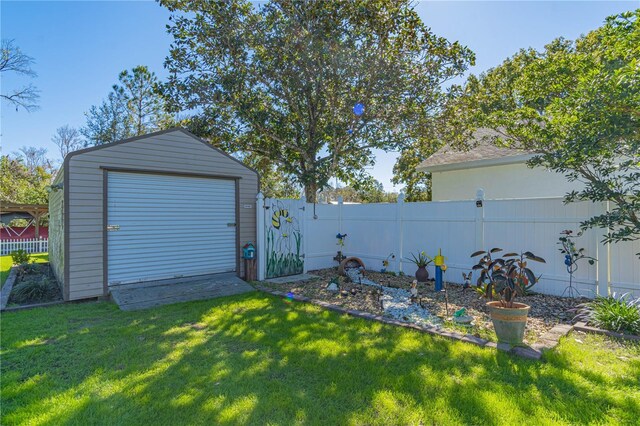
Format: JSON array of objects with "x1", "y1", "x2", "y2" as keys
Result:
[
  {"x1": 575, "y1": 293, "x2": 640, "y2": 335},
  {"x1": 10, "y1": 249, "x2": 30, "y2": 265},
  {"x1": 15, "y1": 262, "x2": 41, "y2": 281},
  {"x1": 10, "y1": 276, "x2": 61, "y2": 304}
]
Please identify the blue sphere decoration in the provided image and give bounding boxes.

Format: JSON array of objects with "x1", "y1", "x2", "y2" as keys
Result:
[
  {"x1": 353, "y1": 103, "x2": 365, "y2": 116},
  {"x1": 347, "y1": 128, "x2": 353, "y2": 134}
]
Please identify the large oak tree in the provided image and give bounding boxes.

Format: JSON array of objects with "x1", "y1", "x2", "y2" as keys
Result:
[{"x1": 160, "y1": 0, "x2": 473, "y2": 201}]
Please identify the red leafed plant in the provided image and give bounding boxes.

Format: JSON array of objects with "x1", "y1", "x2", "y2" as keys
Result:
[{"x1": 471, "y1": 248, "x2": 546, "y2": 308}]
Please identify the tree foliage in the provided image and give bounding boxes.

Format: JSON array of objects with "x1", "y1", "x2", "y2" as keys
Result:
[
  {"x1": 180, "y1": 115, "x2": 300, "y2": 199},
  {"x1": 0, "y1": 39, "x2": 39, "y2": 112},
  {"x1": 52, "y1": 125, "x2": 83, "y2": 160},
  {"x1": 81, "y1": 91, "x2": 131, "y2": 146},
  {"x1": 392, "y1": 142, "x2": 432, "y2": 202},
  {"x1": 114, "y1": 66, "x2": 173, "y2": 135},
  {"x1": 320, "y1": 180, "x2": 398, "y2": 203},
  {"x1": 160, "y1": 0, "x2": 474, "y2": 201},
  {"x1": 445, "y1": 10, "x2": 640, "y2": 248},
  {"x1": 82, "y1": 66, "x2": 172, "y2": 146},
  {"x1": 14, "y1": 146, "x2": 51, "y2": 173},
  {"x1": 0, "y1": 155, "x2": 51, "y2": 205}
]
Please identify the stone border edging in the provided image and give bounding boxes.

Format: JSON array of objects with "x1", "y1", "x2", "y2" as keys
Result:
[
  {"x1": 2, "y1": 300, "x2": 66, "y2": 312},
  {"x1": 255, "y1": 285, "x2": 574, "y2": 360},
  {"x1": 573, "y1": 322, "x2": 640, "y2": 342},
  {"x1": 0, "y1": 266, "x2": 19, "y2": 310}
]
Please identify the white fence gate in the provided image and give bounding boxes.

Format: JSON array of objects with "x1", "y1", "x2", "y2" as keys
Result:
[
  {"x1": 257, "y1": 195, "x2": 305, "y2": 279},
  {"x1": 1, "y1": 238, "x2": 49, "y2": 256},
  {"x1": 256, "y1": 192, "x2": 640, "y2": 298}
]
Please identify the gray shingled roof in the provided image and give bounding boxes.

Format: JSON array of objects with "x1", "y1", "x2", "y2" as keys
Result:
[{"x1": 417, "y1": 128, "x2": 531, "y2": 171}]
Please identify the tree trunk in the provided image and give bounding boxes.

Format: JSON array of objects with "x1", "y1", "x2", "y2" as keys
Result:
[{"x1": 305, "y1": 181, "x2": 318, "y2": 203}]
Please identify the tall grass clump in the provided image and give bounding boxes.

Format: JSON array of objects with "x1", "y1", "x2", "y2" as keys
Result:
[{"x1": 575, "y1": 293, "x2": 640, "y2": 335}]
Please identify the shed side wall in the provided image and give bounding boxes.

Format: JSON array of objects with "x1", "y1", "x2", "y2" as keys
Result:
[
  {"x1": 67, "y1": 131, "x2": 258, "y2": 300},
  {"x1": 48, "y1": 171, "x2": 65, "y2": 289}
]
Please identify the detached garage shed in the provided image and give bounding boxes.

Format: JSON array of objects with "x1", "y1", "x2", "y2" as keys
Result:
[{"x1": 49, "y1": 129, "x2": 259, "y2": 301}]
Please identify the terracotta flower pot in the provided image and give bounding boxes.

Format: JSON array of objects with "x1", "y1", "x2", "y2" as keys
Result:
[
  {"x1": 415, "y1": 266, "x2": 429, "y2": 283},
  {"x1": 338, "y1": 257, "x2": 365, "y2": 276},
  {"x1": 486, "y1": 301, "x2": 530, "y2": 345}
]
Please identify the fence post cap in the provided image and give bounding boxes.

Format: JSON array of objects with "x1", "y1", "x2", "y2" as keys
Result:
[
  {"x1": 337, "y1": 196, "x2": 344, "y2": 204},
  {"x1": 397, "y1": 193, "x2": 405, "y2": 203},
  {"x1": 257, "y1": 192, "x2": 264, "y2": 200},
  {"x1": 476, "y1": 188, "x2": 485, "y2": 200}
]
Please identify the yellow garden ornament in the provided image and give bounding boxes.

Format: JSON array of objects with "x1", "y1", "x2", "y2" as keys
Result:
[{"x1": 434, "y1": 248, "x2": 445, "y2": 267}]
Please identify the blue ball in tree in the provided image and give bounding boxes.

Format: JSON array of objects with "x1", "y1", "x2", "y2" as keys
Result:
[{"x1": 353, "y1": 103, "x2": 365, "y2": 116}]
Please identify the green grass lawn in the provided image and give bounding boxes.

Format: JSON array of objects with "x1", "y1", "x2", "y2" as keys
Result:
[
  {"x1": 1, "y1": 293, "x2": 639, "y2": 425},
  {"x1": 0, "y1": 253, "x2": 49, "y2": 287}
]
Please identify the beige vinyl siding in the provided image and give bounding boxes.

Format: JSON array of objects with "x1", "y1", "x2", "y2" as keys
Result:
[
  {"x1": 48, "y1": 168, "x2": 64, "y2": 288},
  {"x1": 65, "y1": 130, "x2": 258, "y2": 301},
  {"x1": 431, "y1": 162, "x2": 581, "y2": 201}
]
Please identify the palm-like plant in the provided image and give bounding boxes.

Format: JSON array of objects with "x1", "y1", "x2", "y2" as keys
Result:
[
  {"x1": 471, "y1": 248, "x2": 546, "y2": 308},
  {"x1": 407, "y1": 251, "x2": 433, "y2": 268}
]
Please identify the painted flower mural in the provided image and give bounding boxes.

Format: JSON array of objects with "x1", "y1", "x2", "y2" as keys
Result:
[{"x1": 266, "y1": 200, "x2": 304, "y2": 278}]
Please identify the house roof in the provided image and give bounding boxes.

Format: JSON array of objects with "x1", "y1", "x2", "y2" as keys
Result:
[{"x1": 416, "y1": 128, "x2": 534, "y2": 173}]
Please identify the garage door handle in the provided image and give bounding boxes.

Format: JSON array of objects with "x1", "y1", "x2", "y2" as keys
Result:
[
  {"x1": 107, "y1": 225, "x2": 120, "y2": 231},
  {"x1": 227, "y1": 223, "x2": 236, "y2": 227}
]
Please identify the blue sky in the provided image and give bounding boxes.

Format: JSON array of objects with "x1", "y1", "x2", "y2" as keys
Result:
[{"x1": 1, "y1": 0, "x2": 636, "y2": 190}]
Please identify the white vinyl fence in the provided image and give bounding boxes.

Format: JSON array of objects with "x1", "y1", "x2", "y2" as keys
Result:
[
  {"x1": 257, "y1": 192, "x2": 640, "y2": 298},
  {"x1": 0, "y1": 238, "x2": 49, "y2": 256}
]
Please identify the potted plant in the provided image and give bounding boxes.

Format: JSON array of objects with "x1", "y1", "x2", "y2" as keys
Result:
[
  {"x1": 471, "y1": 248, "x2": 546, "y2": 344},
  {"x1": 407, "y1": 251, "x2": 433, "y2": 283}
]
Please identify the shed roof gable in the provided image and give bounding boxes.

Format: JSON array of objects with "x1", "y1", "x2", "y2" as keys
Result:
[{"x1": 64, "y1": 128, "x2": 257, "y2": 176}]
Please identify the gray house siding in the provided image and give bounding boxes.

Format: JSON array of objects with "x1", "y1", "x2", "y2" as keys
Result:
[
  {"x1": 48, "y1": 169, "x2": 64, "y2": 289},
  {"x1": 61, "y1": 129, "x2": 258, "y2": 301}
]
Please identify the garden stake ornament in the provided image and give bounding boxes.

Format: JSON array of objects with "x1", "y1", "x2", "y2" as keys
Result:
[
  {"x1": 334, "y1": 233, "x2": 347, "y2": 264},
  {"x1": 440, "y1": 263, "x2": 449, "y2": 316},
  {"x1": 558, "y1": 230, "x2": 595, "y2": 297},
  {"x1": 381, "y1": 253, "x2": 395, "y2": 273}
]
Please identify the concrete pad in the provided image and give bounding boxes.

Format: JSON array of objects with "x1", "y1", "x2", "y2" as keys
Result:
[
  {"x1": 264, "y1": 274, "x2": 319, "y2": 284},
  {"x1": 110, "y1": 273, "x2": 255, "y2": 311}
]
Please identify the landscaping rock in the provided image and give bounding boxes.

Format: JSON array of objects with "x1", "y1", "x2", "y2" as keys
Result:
[
  {"x1": 256, "y1": 267, "x2": 584, "y2": 345},
  {"x1": 345, "y1": 269, "x2": 442, "y2": 328},
  {"x1": 453, "y1": 315, "x2": 474, "y2": 325}
]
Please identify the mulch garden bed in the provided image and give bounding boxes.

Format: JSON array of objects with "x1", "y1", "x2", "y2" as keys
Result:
[
  {"x1": 258, "y1": 267, "x2": 587, "y2": 345},
  {"x1": 6, "y1": 263, "x2": 63, "y2": 308}
]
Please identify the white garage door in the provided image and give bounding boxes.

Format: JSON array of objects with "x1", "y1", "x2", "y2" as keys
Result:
[{"x1": 107, "y1": 172, "x2": 236, "y2": 285}]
